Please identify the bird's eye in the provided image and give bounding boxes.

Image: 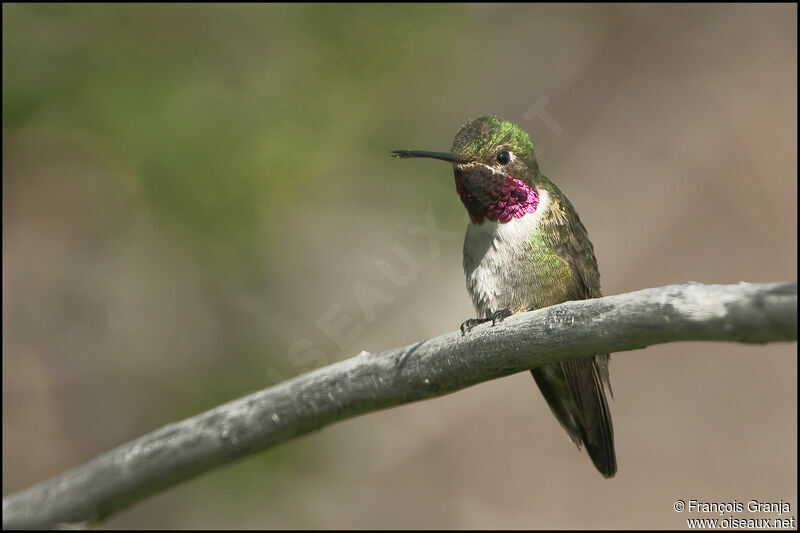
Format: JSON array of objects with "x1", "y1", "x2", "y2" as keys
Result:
[{"x1": 496, "y1": 151, "x2": 512, "y2": 165}]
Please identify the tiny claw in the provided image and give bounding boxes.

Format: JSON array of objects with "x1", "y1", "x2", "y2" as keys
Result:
[
  {"x1": 491, "y1": 308, "x2": 513, "y2": 326},
  {"x1": 460, "y1": 310, "x2": 512, "y2": 335},
  {"x1": 460, "y1": 317, "x2": 489, "y2": 336}
]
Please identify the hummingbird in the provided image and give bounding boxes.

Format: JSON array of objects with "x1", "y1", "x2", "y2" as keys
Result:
[{"x1": 392, "y1": 115, "x2": 616, "y2": 478}]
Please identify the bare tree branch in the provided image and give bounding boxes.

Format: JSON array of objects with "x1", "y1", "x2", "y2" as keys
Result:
[{"x1": 3, "y1": 282, "x2": 796, "y2": 529}]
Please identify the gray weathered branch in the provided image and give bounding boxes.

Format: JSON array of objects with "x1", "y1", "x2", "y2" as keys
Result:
[{"x1": 3, "y1": 282, "x2": 797, "y2": 529}]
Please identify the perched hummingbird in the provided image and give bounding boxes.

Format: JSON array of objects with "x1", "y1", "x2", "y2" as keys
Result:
[{"x1": 393, "y1": 115, "x2": 616, "y2": 478}]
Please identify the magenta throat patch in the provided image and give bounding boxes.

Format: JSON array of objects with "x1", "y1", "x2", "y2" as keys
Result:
[{"x1": 456, "y1": 174, "x2": 539, "y2": 224}]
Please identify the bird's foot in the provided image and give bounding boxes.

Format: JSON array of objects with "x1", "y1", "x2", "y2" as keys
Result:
[
  {"x1": 490, "y1": 307, "x2": 513, "y2": 325},
  {"x1": 459, "y1": 317, "x2": 487, "y2": 336},
  {"x1": 460, "y1": 308, "x2": 512, "y2": 336}
]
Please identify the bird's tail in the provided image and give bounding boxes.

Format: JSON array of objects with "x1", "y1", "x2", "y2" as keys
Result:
[{"x1": 531, "y1": 356, "x2": 617, "y2": 478}]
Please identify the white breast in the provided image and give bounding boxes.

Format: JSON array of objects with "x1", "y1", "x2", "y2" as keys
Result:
[{"x1": 462, "y1": 189, "x2": 551, "y2": 316}]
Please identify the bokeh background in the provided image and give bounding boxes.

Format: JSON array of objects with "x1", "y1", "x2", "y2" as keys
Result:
[{"x1": 3, "y1": 4, "x2": 796, "y2": 529}]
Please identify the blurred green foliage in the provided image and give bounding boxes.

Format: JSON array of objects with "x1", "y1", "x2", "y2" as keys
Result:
[{"x1": 3, "y1": 4, "x2": 471, "y2": 268}]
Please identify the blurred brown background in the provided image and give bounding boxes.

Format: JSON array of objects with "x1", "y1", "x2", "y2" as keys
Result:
[{"x1": 3, "y1": 4, "x2": 796, "y2": 529}]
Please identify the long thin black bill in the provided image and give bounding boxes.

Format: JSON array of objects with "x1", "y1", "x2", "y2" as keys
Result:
[{"x1": 391, "y1": 150, "x2": 473, "y2": 164}]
